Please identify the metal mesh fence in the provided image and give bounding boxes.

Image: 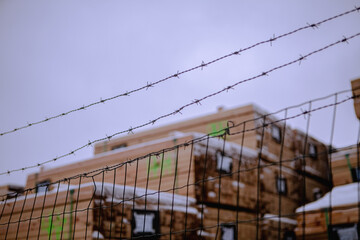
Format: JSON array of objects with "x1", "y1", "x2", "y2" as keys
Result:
[{"x1": 1, "y1": 90, "x2": 359, "y2": 239}]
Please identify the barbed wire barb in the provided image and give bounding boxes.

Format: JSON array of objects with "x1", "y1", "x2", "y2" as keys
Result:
[
  {"x1": 307, "y1": 22, "x2": 319, "y2": 29},
  {"x1": 298, "y1": 55, "x2": 306, "y2": 65},
  {"x1": 270, "y1": 34, "x2": 276, "y2": 46}
]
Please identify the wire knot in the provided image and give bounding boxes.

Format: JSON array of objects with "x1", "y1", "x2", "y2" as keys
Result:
[
  {"x1": 146, "y1": 82, "x2": 154, "y2": 90},
  {"x1": 175, "y1": 109, "x2": 182, "y2": 115},
  {"x1": 342, "y1": 36, "x2": 349, "y2": 44},
  {"x1": 298, "y1": 55, "x2": 306, "y2": 65},
  {"x1": 270, "y1": 34, "x2": 276, "y2": 46},
  {"x1": 226, "y1": 86, "x2": 234, "y2": 92},
  {"x1": 307, "y1": 23, "x2": 319, "y2": 29},
  {"x1": 193, "y1": 99, "x2": 202, "y2": 105},
  {"x1": 127, "y1": 127, "x2": 134, "y2": 135},
  {"x1": 227, "y1": 121, "x2": 235, "y2": 130},
  {"x1": 200, "y1": 61, "x2": 207, "y2": 70},
  {"x1": 173, "y1": 71, "x2": 180, "y2": 78}
]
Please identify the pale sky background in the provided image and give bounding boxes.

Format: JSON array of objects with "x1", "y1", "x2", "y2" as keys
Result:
[{"x1": 0, "y1": 1, "x2": 359, "y2": 187}]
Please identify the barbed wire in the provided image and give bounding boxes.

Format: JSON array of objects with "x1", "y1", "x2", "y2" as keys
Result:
[
  {"x1": 1, "y1": 32, "x2": 359, "y2": 176},
  {"x1": 0, "y1": 88, "x2": 356, "y2": 196},
  {"x1": 1, "y1": 6, "x2": 359, "y2": 137}
]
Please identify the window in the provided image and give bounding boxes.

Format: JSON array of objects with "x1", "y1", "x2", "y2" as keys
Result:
[
  {"x1": 330, "y1": 223, "x2": 359, "y2": 239},
  {"x1": 111, "y1": 143, "x2": 127, "y2": 151},
  {"x1": 216, "y1": 151, "x2": 233, "y2": 174},
  {"x1": 351, "y1": 167, "x2": 360, "y2": 182},
  {"x1": 283, "y1": 231, "x2": 296, "y2": 240},
  {"x1": 308, "y1": 143, "x2": 318, "y2": 159},
  {"x1": 313, "y1": 188, "x2": 323, "y2": 200},
  {"x1": 276, "y1": 177, "x2": 287, "y2": 195},
  {"x1": 36, "y1": 180, "x2": 50, "y2": 193},
  {"x1": 131, "y1": 210, "x2": 159, "y2": 239},
  {"x1": 221, "y1": 223, "x2": 237, "y2": 240},
  {"x1": 271, "y1": 125, "x2": 282, "y2": 144}
]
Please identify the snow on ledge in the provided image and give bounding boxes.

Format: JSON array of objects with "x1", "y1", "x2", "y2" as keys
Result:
[
  {"x1": 1, "y1": 181, "x2": 196, "y2": 209},
  {"x1": 296, "y1": 183, "x2": 360, "y2": 213},
  {"x1": 263, "y1": 214, "x2": 297, "y2": 225}
]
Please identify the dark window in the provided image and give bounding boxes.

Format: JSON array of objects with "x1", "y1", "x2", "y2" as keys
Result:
[
  {"x1": 351, "y1": 167, "x2": 360, "y2": 182},
  {"x1": 221, "y1": 223, "x2": 237, "y2": 240},
  {"x1": 132, "y1": 209, "x2": 159, "y2": 239},
  {"x1": 36, "y1": 180, "x2": 50, "y2": 193},
  {"x1": 283, "y1": 231, "x2": 296, "y2": 240},
  {"x1": 313, "y1": 188, "x2": 323, "y2": 200},
  {"x1": 111, "y1": 143, "x2": 127, "y2": 151},
  {"x1": 308, "y1": 143, "x2": 318, "y2": 159},
  {"x1": 216, "y1": 151, "x2": 233, "y2": 174},
  {"x1": 271, "y1": 125, "x2": 282, "y2": 144},
  {"x1": 8, "y1": 185, "x2": 23, "y2": 192},
  {"x1": 276, "y1": 177, "x2": 287, "y2": 195},
  {"x1": 330, "y1": 223, "x2": 359, "y2": 240},
  {"x1": 5, "y1": 185, "x2": 24, "y2": 199}
]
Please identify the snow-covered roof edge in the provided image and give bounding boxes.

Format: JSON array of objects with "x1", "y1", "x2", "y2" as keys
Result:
[
  {"x1": 263, "y1": 214, "x2": 297, "y2": 225},
  {"x1": 295, "y1": 182, "x2": 360, "y2": 213},
  {"x1": 2, "y1": 181, "x2": 196, "y2": 208},
  {"x1": 174, "y1": 131, "x2": 258, "y2": 159}
]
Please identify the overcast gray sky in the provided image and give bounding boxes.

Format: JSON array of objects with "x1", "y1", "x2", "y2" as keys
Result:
[{"x1": 0, "y1": 1, "x2": 359, "y2": 186}]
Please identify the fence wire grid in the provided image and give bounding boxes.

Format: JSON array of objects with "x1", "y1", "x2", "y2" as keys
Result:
[{"x1": 1, "y1": 89, "x2": 359, "y2": 240}]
